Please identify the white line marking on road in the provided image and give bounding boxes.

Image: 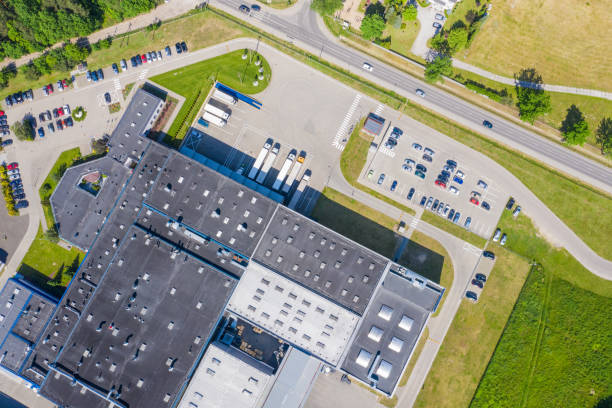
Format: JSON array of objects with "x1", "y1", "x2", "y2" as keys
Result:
[
  {"x1": 379, "y1": 146, "x2": 396, "y2": 158},
  {"x1": 113, "y1": 78, "x2": 121, "y2": 91},
  {"x1": 374, "y1": 104, "x2": 384, "y2": 115},
  {"x1": 332, "y1": 94, "x2": 361, "y2": 149},
  {"x1": 410, "y1": 218, "x2": 419, "y2": 229},
  {"x1": 137, "y1": 69, "x2": 149, "y2": 81}
]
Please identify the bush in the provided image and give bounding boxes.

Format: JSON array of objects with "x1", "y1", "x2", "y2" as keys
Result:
[
  {"x1": 402, "y1": 4, "x2": 417, "y2": 21},
  {"x1": 11, "y1": 120, "x2": 35, "y2": 141},
  {"x1": 360, "y1": 14, "x2": 386, "y2": 40},
  {"x1": 464, "y1": 80, "x2": 513, "y2": 104},
  {"x1": 72, "y1": 106, "x2": 87, "y2": 122}
]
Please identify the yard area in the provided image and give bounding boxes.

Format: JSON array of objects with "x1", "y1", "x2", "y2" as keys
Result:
[
  {"x1": 150, "y1": 49, "x2": 271, "y2": 147},
  {"x1": 452, "y1": 0, "x2": 612, "y2": 91},
  {"x1": 386, "y1": 20, "x2": 420, "y2": 57},
  {"x1": 469, "y1": 210, "x2": 612, "y2": 407},
  {"x1": 414, "y1": 247, "x2": 531, "y2": 408},
  {"x1": 17, "y1": 226, "x2": 83, "y2": 299}
]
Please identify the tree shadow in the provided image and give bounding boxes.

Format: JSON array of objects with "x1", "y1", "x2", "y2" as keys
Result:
[
  {"x1": 17, "y1": 263, "x2": 66, "y2": 299},
  {"x1": 594, "y1": 395, "x2": 612, "y2": 408},
  {"x1": 397, "y1": 239, "x2": 444, "y2": 284},
  {"x1": 451, "y1": 20, "x2": 467, "y2": 30},
  {"x1": 365, "y1": 1, "x2": 386, "y2": 17},
  {"x1": 142, "y1": 82, "x2": 168, "y2": 101},
  {"x1": 514, "y1": 67, "x2": 544, "y2": 89},
  {"x1": 560, "y1": 104, "x2": 585, "y2": 133}
]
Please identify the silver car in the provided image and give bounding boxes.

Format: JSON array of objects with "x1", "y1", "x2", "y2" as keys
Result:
[
  {"x1": 493, "y1": 228, "x2": 501, "y2": 242},
  {"x1": 500, "y1": 233, "x2": 508, "y2": 246}
]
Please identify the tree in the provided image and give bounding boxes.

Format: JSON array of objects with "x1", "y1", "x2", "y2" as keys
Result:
[
  {"x1": 560, "y1": 105, "x2": 590, "y2": 146},
  {"x1": 447, "y1": 27, "x2": 468, "y2": 53},
  {"x1": 465, "y1": 9, "x2": 477, "y2": 24},
  {"x1": 44, "y1": 228, "x2": 59, "y2": 243},
  {"x1": 360, "y1": 14, "x2": 386, "y2": 40},
  {"x1": 11, "y1": 120, "x2": 35, "y2": 141},
  {"x1": 514, "y1": 68, "x2": 551, "y2": 124},
  {"x1": 425, "y1": 56, "x2": 453, "y2": 83},
  {"x1": 311, "y1": 0, "x2": 343, "y2": 15},
  {"x1": 430, "y1": 33, "x2": 450, "y2": 55},
  {"x1": 402, "y1": 4, "x2": 417, "y2": 21},
  {"x1": 21, "y1": 63, "x2": 41, "y2": 81},
  {"x1": 91, "y1": 137, "x2": 108, "y2": 153},
  {"x1": 596, "y1": 117, "x2": 612, "y2": 156},
  {"x1": 384, "y1": 0, "x2": 403, "y2": 9}
]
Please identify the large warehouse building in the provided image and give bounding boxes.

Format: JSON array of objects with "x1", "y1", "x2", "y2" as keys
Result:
[{"x1": 0, "y1": 88, "x2": 443, "y2": 407}]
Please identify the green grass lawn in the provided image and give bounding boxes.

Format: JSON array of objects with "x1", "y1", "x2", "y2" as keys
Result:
[
  {"x1": 254, "y1": 0, "x2": 296, "y2": 9},
  {"x1": 150, "y1": 50, "x2": 271, "y2": 147},
  {"x1": 414, "y1": 248, "x2": 531, "y2": 408},
  {"x1": 421, "y1": 210, "x2": 487, "y2": 248},
  {"x1": 386, "y1": 20, "x2": 420, "y2": 56},
  {"x1": 17, "y1": 226, "x2": 83, "y2": 299},
  {"x1": 39, "y1": 148, "x2": 82, "y2": 229},
  {"x1": 310, "y1": 187, "x2": 400, "y2": 259}
]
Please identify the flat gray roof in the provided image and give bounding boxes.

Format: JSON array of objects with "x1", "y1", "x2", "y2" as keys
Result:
[
  {"x1": 252, "y1": 206, "x2": 389, "y2": 315},
  {"x1": 341, "y1": 271, "x2": 442, "y2": 395}
]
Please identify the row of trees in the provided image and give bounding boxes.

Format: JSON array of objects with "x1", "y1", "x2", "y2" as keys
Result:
[
  {"x1": 360, "y1": 1, "x2": 417, "y2": 43},
  {"x1": 560, "y1": 107, "x2": 612, "y2": 152},
  {"x1": 18, "y1": 42, "x2": 91, "y2": 83},
  {"x1": 0, "y1": 0, "x2": 158, "y2": 61},
  {"x1": 0, "y1": 167, "x2": 18, "y2": 216}
]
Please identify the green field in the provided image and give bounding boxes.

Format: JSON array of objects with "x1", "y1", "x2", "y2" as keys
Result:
[
  {"x1": 255, "y1": 0, "x2": 297, "y2": 9},
  {"x1": 39, "y1": 148, "x2": 82, "y2": 229},
  {"x1": 18, "y1": 226, "x2": 83, "y2": 298},
  {"x1": 150, "y1": 50, "x2": 271, "y2": 146},
  {"x1": 414, "y1": 248, "x2": 531, "y2": 408},
  {"x1": 386, "y1": 20, "x2": 420, "y2": 57},
  {"x1": 421, "y1": 211, "x2": 487, "y2": 248}
]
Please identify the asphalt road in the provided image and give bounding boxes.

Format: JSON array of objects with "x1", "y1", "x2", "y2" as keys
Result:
[{"x1": 212, "y1": 0, "x2": 612, "y2": 196}]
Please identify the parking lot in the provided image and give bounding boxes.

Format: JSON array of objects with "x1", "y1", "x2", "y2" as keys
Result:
[
  {"x1": 180, "y1": 49, "x2": 384, "y2": 213},
  {"x1": 359, "y1": 115, "x2": 507, "y2": 239}
]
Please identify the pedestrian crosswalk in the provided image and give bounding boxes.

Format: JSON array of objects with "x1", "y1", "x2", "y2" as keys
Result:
[
  {"x1": 409, "y1": 218, "x2": 419, "y2": 229},
  {"x1": 332, "y1": 94, "x2": 361, "y2": 150},
  {"x1": 374, "y1": 104, "x2": 384, "y2": 115},
  {"x1": 463, "y1": 242, "x2": 482, "y2": 256},
  {"x1": 137, "y1": 69, "x2": 149, "y2": 81},
  {"x1": 379, "y1": 146, "x2": 396, "y2": 158},
  {"x1": 113, "y1": 78, "x2": 121, "y2": 91}
]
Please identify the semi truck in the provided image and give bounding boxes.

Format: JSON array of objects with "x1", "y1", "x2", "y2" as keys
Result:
[
  {"x1": 204, "y1": 103, "x2": 230, "y2": 120},
  {"x1": 248, "y1": 139, "x2": 272, "y2": 179},
  {"x1": 255, "y1": 143, "x2": 280, "y2": 184},
  {"x1": 272, "y1": 152, "x2": 296, "y2": 190},
  {"x1": 213, "y1": 89, "x2": 237, "y2": 105},
  {"x1": 202, "y1": 111, "x2": 226, "y2": 127},
  {"x1": 288, "y1": 170, "x2": 311, "y2": 210},
  {"x1": 281, "y1": 152, "x2": 305, "y2": 193}
]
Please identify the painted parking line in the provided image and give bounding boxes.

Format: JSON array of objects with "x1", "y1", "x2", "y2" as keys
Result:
[
  {"x1": 113, "y1": 78, "x2": 121, "y2": 91},
  {"x1": 137, "y1": 69, "x2": 149, "y2": 81},
  {"x1": 379, "y1": 146, "x2": 396, "y2": 158},
  {"x1": 332, "y1": 94, "x2": 361, "y2": 150},
  {"x1": 374, "y1": 104, "x2": 384, "y2": 115}
]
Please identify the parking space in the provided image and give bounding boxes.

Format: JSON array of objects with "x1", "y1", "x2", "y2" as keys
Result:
[
  {"x1": 359, "y1": 116, "x2": 507, "y2": 239},
  {"x1": 465, "y1": 255, "x2": 496, "y2": 302},
  {"x1": 305, "y1": 370, "x2": 384, "y2": 408}
]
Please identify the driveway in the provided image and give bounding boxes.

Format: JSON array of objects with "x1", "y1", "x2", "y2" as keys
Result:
[{"x1": 411, "y1": 5, "x2": 438, "y2": 58}]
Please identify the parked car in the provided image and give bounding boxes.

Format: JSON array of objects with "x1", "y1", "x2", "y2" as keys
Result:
[
  {"x1": 416, "y1": 164, "x2": 427, "y2": 173},
  {"x1": 165, "y1": 46, "x2": 172, "y2": 57},
  {"x1": 432, "y1": 199, "x2": 439, "y2": 211},
  {"x1": 482, "y1": 120, "x2": 493, "y2": 128},
  {"x1": 449, "y1": 186, "x2": 459, "y2": 194},
  {"x1": 415, "y1": 170, "x2": 426, "y2": 179},
  {"x1": 424, "y1": 147, "x2": 435, "y2": 156},
  {"x1": 8, "y1": 174, "x2": 20, "y2": 181},
  {"x1": 469, "y1": 196, "x2": 479, "y2": 205},
  {"x1": 482, "y1": 251, "x2": 496, "y2": 260},
  {"x1": 407, "y1": 187, "x2": 415, "y2": 200},
  {"x1": 447, "y1": 208, "x2": 455, "y2": 220},
  {"x1": 39, "y1": 112, "x2": 46, "y2": 122},
  {"x1": 475, "y1": 273, "x2": 487, "y2": 282},
  {"x1": 367, "y1": 169, "x2": 374, "y2": 179},
  {"x1": 419, "y1": 196, "x2": 427, "y2": 206},
  {"x1": 15, "y1": 200, "x2": 29, "y2": 209},
  {"x1": 91, "y1": 70, "x2": 98, "y2": 81},
  {"x1": 1, "y1": 139, "x2": 13, "y2": 147},
  {"x1": 493, "y1": 228, "x2": 501, "y2": 242},
  {"x1": 13, "y1": 193, "x2": 25, "y2": 200},
  {"x1": 446, "y1": 159, "x2": 457, "y2": 168},
  {"x1": 377, "y1": 173, "x2": 386, "y2": 185},
  {"x1": 63, "y1": 105, "x2": 71, "y2": 115},
  {"x1": 435, "y1": 13, "x2": 445, "y2": 20},
  {"x1": 455, "y1": 169, "x2": 464, "y2": 179},
  {"x1": 6, "y1": 162, "x2": 18, "y2": 170},
  {"x1": 426, "y1": 197, "x2": 433, "y2": 209},
  {"x1": 471, "y1": 279, "x2": 483, "y2": 289},
  {"x1": 402, "y1": 164, "x2": 412, "y2": 172},
  {"x1": 477, "y1": 179, "x2": 488, "y2": 189},
  {"x1": 390, "y1": 180, "x2": 398, "y2": 192},
  {"x1": 506, "y1": 197, "x2": 515, "y2": 210},
  {"x1": 65, "y1": 117, "x2": 73, "y2": 127},
  {"x1": 175, "y1": 43, "x2": 182, "y2": 54},
  {"x1": 98, "y1": 68, "x2": 104, "y2": 80},
  {"x1": 415, "y1": 89, "x2": 425, "y2": 97},
  {"x1": 57, "y1": 80, "x2": 64, "y2": 91},
  {"x1": 120, "y1": 59, "x2": 127, "y2": 71},
  {"x1": 412, "y1": 143, "x2": 422, "y2": 151},
  {"x1": 130, "y1": 57, "x2": 137, "y2": 67},
  {"x1": 464, "y1": 216, "x2": 471, "y2": 229},
  {"x1": 9, "y1": 180, "x2": 22, "y2": 189},
  {"x1": 7, "y1": 169, "x2": 19, "y2": 175},
  {"x1": 452, "y1": 211, "x2": 461, "y2": 223},
  {"x1": 513, "y1": 206, "x2": 522, "y2": 217},
  {"x1": 500, "y1": 233, "x2": 507, "y2": 246},
  {"x1": 104, "y1": 92, "x2": 112, "y2": 104},
  {"x1": 435, "y1": 179, "x2": 446, "y2": 188},
  {"x1": 157, "y1": 50, "x2": 162, "y2": 60},
  {"x1": 4, "y1": 96, "x2": 13, "y2": 107},
  {"x1": 465, "y1": 291, "x2": 478, "y2": 301},
  {"x1": 150, "y1": 51, "x2": 157, "y2": 61},
  {"x1": 433, "y1": 22, "x2": 442, "y2": 29},
  {"x1": 37, "y1": 127, "x2": 45, "y2": 138},
  {"x1": 481, "y1": 201, "x2": 490, "y2": 211},
  {"x1": 47, "y1": 123, "x2": 55, "y2": 133},
  {"x1": 112, "y1": 63, "x2": 119, "y2": 74},
  {"x1": 56, "y1": 119, "x2": 64, "y2": 130},
  {"x1": 180, "y1": 42, "x2": 187, "y2": 52},
  {"x1": 422, "y1": 154, "x2": 433, "y2": 162}
]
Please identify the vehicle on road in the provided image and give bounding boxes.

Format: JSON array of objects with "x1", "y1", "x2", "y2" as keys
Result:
[
  {"x1": 104, "y1": 92, "x2": 112, "y2": 104},
  {"x1": 416, "y1": 89, "x2": 425, "y2": 97},
  {"x1": 422, "y1": 154, "x2": 433, "y2": 162},
  {"x1": 481, "y1": 201, "x2": 490, "y2": 210},
  {"x1": 471, "y1": 279, "x2": 483, "y2": 288},
  {"x1": 415, "y1": 170, "x2": 426, "y2": 179},
  {"x1": 500, "y1": 233, "x2": 507, "y2": 246},
  {"x1": 493, "y1": 228, "x2": 501, "y2": 241},
  {"x1": 239, "y1": 4, "x2": 250, "y2": 13},
  {"x1": 465, "y1": 291, "x2": 478, "y2": 301},
  {"x1": 475, "y1": 273, "x2": 487, "y2": 282},
  {"x1": 251, "y1": 4, "x2": 261, "y2": 11},
  {"x1": 482, "y1": 120, "x2": 493, "y2": 128},
  {"x1": 362, "y1": 62, "x2": 373, "y2": 72},
  {"x1": 482, "y1": 251, "x2": 495, "y2": 260},
  {"x1": 377, "y1": 173, "x2": 385, "y2": 185},
  {"x1": 513, "y1": 206, "x2": 522, "y2": 217},
  {"x1": 390, "y1": 180, "x2": 398, "y2": 191},
  {"x1": 506, "y1": 197, "x2": 515, "y2": 210},
  {"x1": 407, "y1": 187, "x2": 415, "y2": 200},
  {"x1": 449, "y1": 186, "x2": 459, "y2": 194},
  {"x1": 464, "y1": 216, "x2": 471, "y2": 229}
]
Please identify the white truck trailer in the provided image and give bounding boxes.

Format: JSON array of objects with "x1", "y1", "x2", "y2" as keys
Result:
[
  {"x1": 248, "y1": 140, "x2": 272, "y2": 179},
  {"x1": 204, "y1": 103, "x2": 230, "y2": 120},
  {"x1": 202, "y1": 111, "x2": 226, "y2": 127},
  {"x1": 213, "y1": 89, "x2": 237, "y2": 105},
  {"x1": 255, "y1": 143, "x2": 279, "y2": 184},
  {"x1": 272, "y1": 152, "x2": 296, "y2": 190},
  {"x1": 288, "y1": 171, "x2": 311, "y2": 210},
  {"x1": 281, "y1": 152, "x2": 305, "y2": 193}
]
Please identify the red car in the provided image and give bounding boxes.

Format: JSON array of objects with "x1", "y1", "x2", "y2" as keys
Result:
[
  {"x1": 0, "y1": 110, "x2": 4, "y2": 116},
  {"x1": 62, "y1": 79, "x2": 68, "y2": 88},
  {"x1": 435, "y1": 179, "x2": 446, "y2": 188},
  {"x1": 470, "y1": 196, "x2": 480, "y2": 205},
  {"x1": 47, "y1": 84, "x2": 54, "y2": 94},
  {"x1": 141, "y1": 54, "x2": 147, "y2": 63},
  {"x1": 57, "y1": 107, "x2": 64, "y2": 116},
  {"x1": 7, "y1": 162, "x2": 18, "y2": 170}
]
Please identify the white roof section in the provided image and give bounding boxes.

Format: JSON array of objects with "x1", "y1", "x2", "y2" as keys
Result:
[
  {"x1": 228, "y1": 261, "x2": 360, "y2": 366},
  {"x1": 388, "y1": 337, "x2": 404, "y2": 353},
  {"x1": 367, "y1": 326, "x2": 384, "y2": 343},
  {"x1": 356, "y1": 349, "x2": 372, "y2": 368},
  {"x1": 376, "y1": 360, "x2": 393, "y2": 379},
  {"x1": 398, "y1": 315, "x2": 414, "y2": 332},
  {"x1": 178, "y1": 342, "x2": 273, "y2": 408},
  {"x1": 378, "y1": 304, "x2": 393, "y2": 321}
]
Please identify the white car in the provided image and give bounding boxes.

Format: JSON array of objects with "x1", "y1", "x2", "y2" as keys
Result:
[
  {"x1": 435, "y1": 13, "x2": 445, "y2": 20},
  {"x1": 449, "y1": 186, "x2": 459, "y2": 195},
  {"x1": 63, "y1": 104, "x2": 71, "y2": 115},
  {"x1": 362, "y1": 62, "x2": 373, "y2": 72},
  {"x1": 7, "y1": 169, "x2": 19, "y2": 175},
  {"x1": 416, "y1": 89, "x2": 425, "y2": 97},
  {"x1": 456, "y1": 170, "x2": 465, "y2": 179},
  {"x1": 493, "y1": 228, "x2": 501, "y2": 242},
  {"x1": 477, "y1": 179, "x2": 488, "y2": 189}
]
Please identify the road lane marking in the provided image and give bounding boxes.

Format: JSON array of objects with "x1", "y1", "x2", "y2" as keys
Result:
[{"x1": 332, "y1": 94, "x2": 361, "y2": 150}]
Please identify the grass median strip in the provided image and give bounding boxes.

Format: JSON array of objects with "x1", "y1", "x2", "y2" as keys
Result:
[{"x1": 421, "y1": 211, "x2": 487, "y2": 248}]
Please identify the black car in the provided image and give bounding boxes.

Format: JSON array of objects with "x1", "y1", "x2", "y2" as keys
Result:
[
  {"x1": 1, "y1": 139, "x2": 13, "y2": 147},
  {"x1": 12, "y1": 188, "x2": 24, "y2": 196},
  {"x1": 407, "y1": 187, "x2": 416, "y2": 200},
  {"x1": 419, "y1": 196, "x2": 427, "y2": 206},
  {"x1": 5, "y1": 96, "x2": 13, "y2": 107},
  {"x1": 482, "y1": 251, "x2": 495, "y2": 260},
  {"x1": 506, "y1": 197, "x2": 515, "y2": 210},
  {"x1": 98, "y1": 68, "x2": 104, "y2": 80},
  {"x1": 481, "y1": 201, "x2": 490, "y2": 211},
  {"x1": 446, "y1": 159, "x2": 457, "y2": 168},
  {"x1": 239, "y1": 4, "x2": 250, "y2": 13},
  {"x1": 53, "y1": 108, "x2": 60, "y2": 118},
  {"x1": 131, "y1": 56, "x2": 137, "y2": 67},
  {"x1": 104, "y1": 92, "x2": 112, "y2": 104},
  {"x1": 13, "y1": 193, "x2": 26, "y2": 200},
  {"x1": 112, "y1": 63, "x2": 119, "y2": 74},
  {"x1": 471, "y1": 279, "x2": 484, "y2": 289},
  {"x1": 416, "y1": 164, "x2": 427, "y2": 173},
  {"x1": 180, "y1": 41, "x2": 187, "y2": 52},
  {"x1": 482, "y1": 120, "x2": 493, "y2": 128},
  {"x1": 251, "y1": 3, "x2": 261, "y2": 11},
  {"x1": 65, "y1": 117, "x2": 73, "y2": 127},
  {"x1": 465, "y1": 291, "x2": 478, "y2": 301},
  {"x1": 422, "y1": 154, "x2": 433, "y2": 162},
  {"x1": 475, "y1": 273, "x2": 487, "y2": 282},
  {"x1": 56, "y1": 119, "x2": 64, "y2": 130},
  {"x1": 175, "y1": 42, "x2": 182, "y2": 54},
  {"x1": 10, "y1": 180, "x2": 22, "y2": 188}
]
